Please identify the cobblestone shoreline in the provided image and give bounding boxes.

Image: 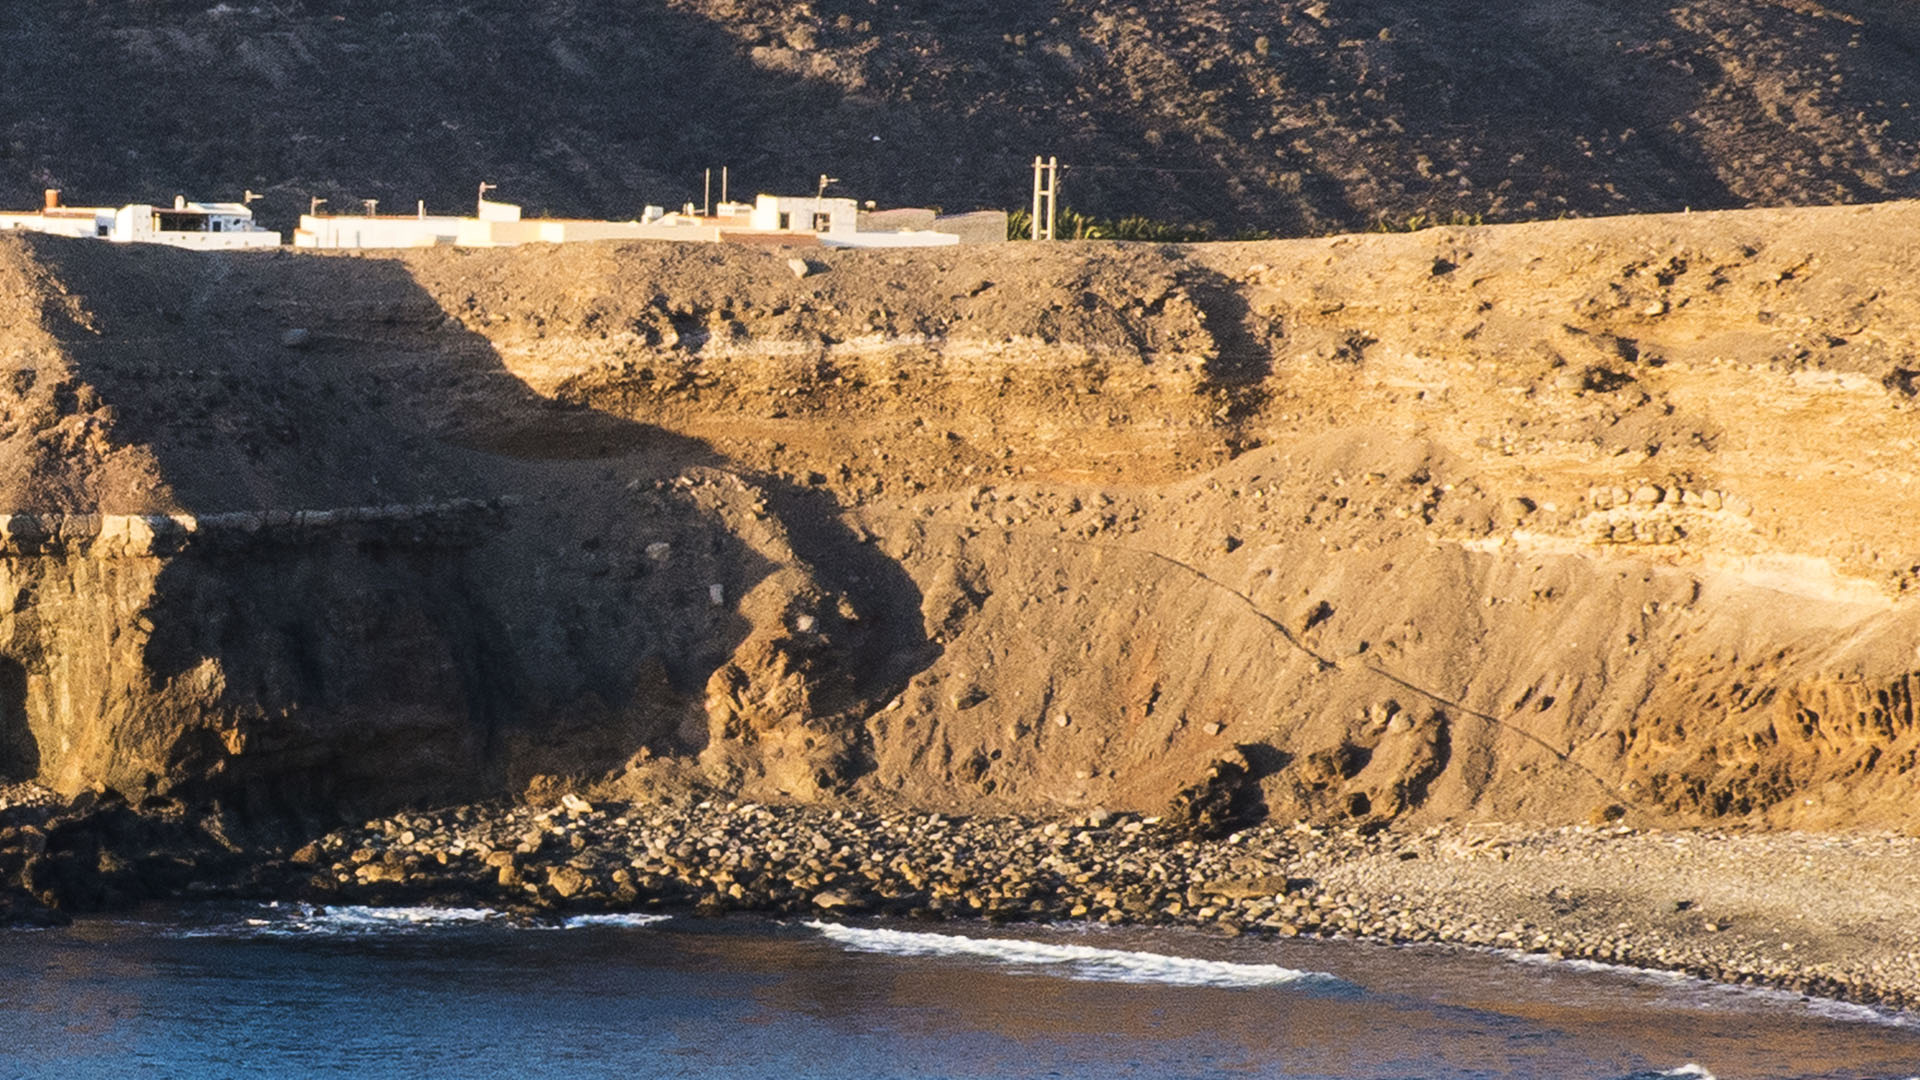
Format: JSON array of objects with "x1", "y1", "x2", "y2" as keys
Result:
[{"x1": 279, "y1": 798, "x2": 1920, "y2": 1014}]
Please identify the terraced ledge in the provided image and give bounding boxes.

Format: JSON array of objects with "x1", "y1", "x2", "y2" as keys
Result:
[{"x1": 0, "y1": 498, "x2": 515, "y2": 557}]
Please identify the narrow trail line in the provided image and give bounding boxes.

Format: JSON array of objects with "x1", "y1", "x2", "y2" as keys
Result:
[{"x1": 840, "y1": 505, "x2": 1646, "y2": 812}]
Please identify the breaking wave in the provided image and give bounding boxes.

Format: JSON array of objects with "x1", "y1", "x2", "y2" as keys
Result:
[
  {"x1": 558, "y1": 912, "x2": 674, "y2": 930},
  {"x1": 165, "y1": 904, "x2": 672, "y2": 937},
  {"x1": 804, "y1": 921, "x2": 1336, "y2": 989},
  {"x1": 1500, "y1": 949, "x2": 1920, "y2": 1029}
]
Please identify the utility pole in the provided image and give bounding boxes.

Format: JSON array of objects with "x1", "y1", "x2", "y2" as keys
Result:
[
  {"x1": 1031, "y1": 155, "x2": 1059, "y2": 240},
  {"x1": 704, "y1": 168, "x2": 712, "y2": 216}
]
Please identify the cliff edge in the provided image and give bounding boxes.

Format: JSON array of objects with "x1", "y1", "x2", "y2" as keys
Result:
[{"x1": 4, "y1": 201, "x2": 1920, "y2": 831}]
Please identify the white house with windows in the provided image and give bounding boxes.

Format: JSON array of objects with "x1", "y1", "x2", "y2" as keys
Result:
[
  {"x1": 110, "y1": 196, "x2": 280, "y2": 249},
  {"x1": 2, "y1": 191, "x2": 279, "y2": 248},
  {"x1": 745, "y1": 193, "x2": 960, "y2": 248},
  {"x1": 6, "y1": 185, "x2": 999, "y2": 251},
  {"x1": 0, "y1": 190, "x2": 114, "y2": 238}
]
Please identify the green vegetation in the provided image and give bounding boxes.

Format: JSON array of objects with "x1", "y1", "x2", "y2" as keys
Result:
[
  {"x1": 1007, "y1": 205, "x2": 1486, "y2": 243},
  {"x1": 1368, "y1": 210, "x2": 1487, "y2": 233},
  {"x1": 1007, "y1": 206, "x2": 1213, "y2": 243}
]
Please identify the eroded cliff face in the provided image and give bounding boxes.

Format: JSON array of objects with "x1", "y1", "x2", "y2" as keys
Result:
[{"x1": 6, "y1": 204, "x2": 1920, "y2": 830}]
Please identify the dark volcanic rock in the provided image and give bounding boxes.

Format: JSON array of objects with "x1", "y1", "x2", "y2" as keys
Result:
[{"x1": 2, "y1": 2, "x2": 1918, "y2": 233}]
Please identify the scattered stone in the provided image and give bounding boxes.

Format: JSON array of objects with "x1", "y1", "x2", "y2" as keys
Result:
[
  {"x1": 14, "y1": 785, "x2": 1918, "y2": 1015},
  {"x1": 812, "y1": 887, "x2": 865, "y2": 911},
  {"x1": 547, "y1": 866, "x2": 590, "y2": 899}
]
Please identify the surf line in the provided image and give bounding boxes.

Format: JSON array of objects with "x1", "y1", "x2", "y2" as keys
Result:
[{"x1": 803, "y1": 920, "x2": 1337, "y2": 988}]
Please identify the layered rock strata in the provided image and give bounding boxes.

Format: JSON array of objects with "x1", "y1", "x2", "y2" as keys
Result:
[{"x1": 4, "y1": 201, "x2": 1920, "y2": 833}]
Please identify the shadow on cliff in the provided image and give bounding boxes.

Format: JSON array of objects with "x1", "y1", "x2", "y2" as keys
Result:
[
  {"x1": 1180, "y1": 263, "x2": 1274, "y2": 452},
  {"x1": 23, "y1": 235, "x2": 931, "y2": 826},
  {"x1": 0, "y1": 658, "x2": 35, "y2": 783}
]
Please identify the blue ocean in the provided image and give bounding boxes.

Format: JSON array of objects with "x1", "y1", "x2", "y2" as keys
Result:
[{"x1": 3, "y1": 907, "x2": 1917, "y2": 1079}]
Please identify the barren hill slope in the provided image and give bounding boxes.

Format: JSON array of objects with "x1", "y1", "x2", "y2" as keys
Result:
[
  {"x1": 5, "y1": 200, "x2": 1920, "y2": 831},
  {"x1": 4, "y1": 0, "x2": 1920, "y2": 233}
]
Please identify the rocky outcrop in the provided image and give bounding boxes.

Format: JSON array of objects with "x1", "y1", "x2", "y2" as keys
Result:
[{"x1": 8, "y1": 201, "x2": 1920, "y2": 833}]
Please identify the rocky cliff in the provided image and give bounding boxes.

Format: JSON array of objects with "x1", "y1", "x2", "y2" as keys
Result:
[{"x1": 6, "y1": 202, "x2": 1920, "y2": 831}]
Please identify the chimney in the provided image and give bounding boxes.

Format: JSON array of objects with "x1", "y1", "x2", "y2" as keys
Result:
[{"x1": 43, "y1": 189, "x2": 59, "y2": 210}]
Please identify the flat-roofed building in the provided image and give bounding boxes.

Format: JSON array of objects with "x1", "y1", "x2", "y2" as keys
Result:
[
  {"x1": 110, "y1": 196, "x2": 280, "y2": 249},
  {"x1": 0, "y1": 190, "x2": 115, "y2": 239},
  {"x1": 739, "y1": 193, "x2": 959, "y2": 248}
]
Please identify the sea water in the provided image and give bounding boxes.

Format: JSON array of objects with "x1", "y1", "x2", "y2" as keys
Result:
[{"x1": 3, "y1": 906, "x2": 1918, "y2": 1079}]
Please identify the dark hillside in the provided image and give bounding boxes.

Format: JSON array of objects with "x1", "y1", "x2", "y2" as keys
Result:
[{"x1": 4, "y1": 1, "x2": 1919, "y2": 235}]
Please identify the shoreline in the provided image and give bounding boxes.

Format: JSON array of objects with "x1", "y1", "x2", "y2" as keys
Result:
[
  {"x1": 266, "y1": 799, "x2": 1920, "y2": 1014},
  {"x1": 7, "y1": 789, "x2": 1918, "y2": 1014}
]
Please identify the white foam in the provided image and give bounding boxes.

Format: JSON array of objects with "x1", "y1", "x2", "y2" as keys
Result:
[
  {"x1": 169, "y1": 904, "x2": 508, "y2": 937},
  {"x1": 168, "y1": 904, "x2": 680, "y2": 938},
  {"x1": 1498, "y1": 948, "x2": 1920, "y2": 1030},
  {"x1": 560, "y1": 913, "x2": 673, "y2": 930},
  {"x1": 1604, "y1": 1067, "x2": 1718, "y2": 1080},
  {"x1": 302, "y1": 905, "x2": 502, "y2": 930},
  {"x1": 804, "y1": 921, "x2": 1334, "y2": 989}
]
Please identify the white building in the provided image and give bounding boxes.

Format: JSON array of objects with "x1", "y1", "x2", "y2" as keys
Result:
[
  {"x1": 289, "y1": 187, "x2": 1002, "y2": 252},
  {"x1": 745, "y1": 193, "x2": 959, "y2": 248},
  {"x1": 0, "y1": 190, "x2": 114, "y2": 238},
  {"x1": 6, "y1": 184, "x2": 1004, "y2": 252},
  {"x1": 296, "y1": 196, "x2": 732, "y2": 249},
  {"x1": 294, "y1": 203, "x2": 467, "y2": 249},
  {"x1": 110, "y1": 196, "x2": 280, "y2": 249}
]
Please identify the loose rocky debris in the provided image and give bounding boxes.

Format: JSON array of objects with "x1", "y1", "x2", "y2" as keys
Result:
[
  {"x1": 0, "y1": 787, "x2": 254, "y2": 928},
  {"x1": 8, "y1": 785, "x2": 1918, "y2": 1012}
]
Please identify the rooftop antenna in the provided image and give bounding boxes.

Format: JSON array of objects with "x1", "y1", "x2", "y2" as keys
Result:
[
  {"x1": 703, "y1": 168, "x2": 712, "y2": 216},
  {"x1": 816, "y1": 174, "x2": 840, "y2": 201},
  {"x1": 309, "y1": 197, "x2": 327, "y2": 215},
  {"x1": 721, "y1": 166, "x2": 729, "y2": 206},
  {"x1": 242, "y1": 189, "x2": 262, "y2": 206},
  {"x1": 363, "y1": 199, "x2": 379, "y2": 217},
  {"x1": 477, "y1": 181, "x2": 497, "y2": 214}
]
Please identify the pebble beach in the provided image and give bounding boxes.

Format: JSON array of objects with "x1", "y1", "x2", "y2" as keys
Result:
[{"x1": 275, "y1": 797, "x2": 1920, "y2": 1015}]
